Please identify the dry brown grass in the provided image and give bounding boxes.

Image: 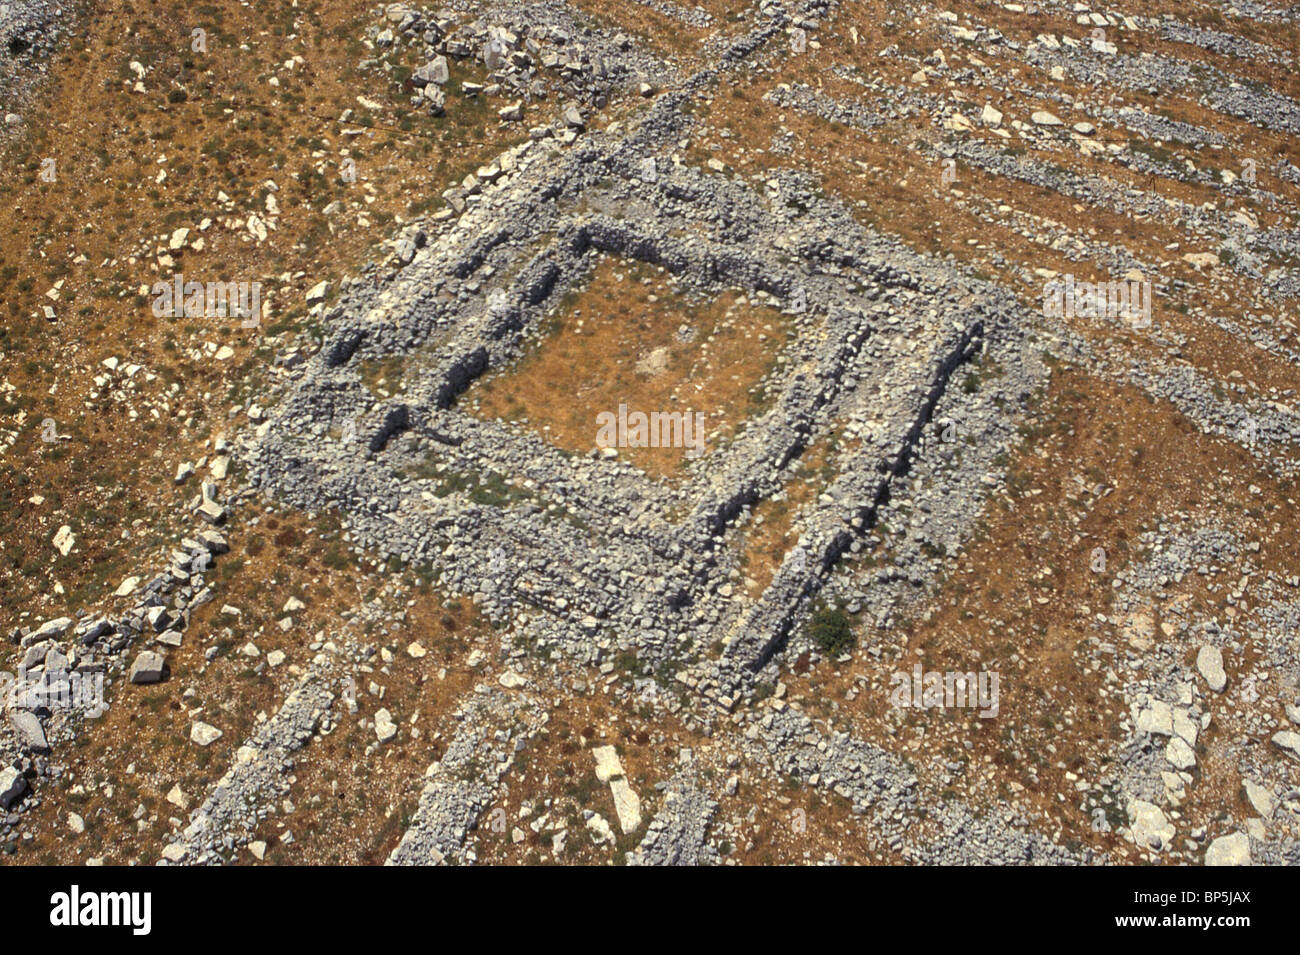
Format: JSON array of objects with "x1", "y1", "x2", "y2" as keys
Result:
[
  {"x1": 0, "y1": 0, "x2": 521, "y2": 628},
  {"x1": 15, "y1": 497, "x2": 503, "y2": 865},
  {"x1": 464, "y1": 689, "x2": 706, "y2": 865},
  {"x1": 803, "y1": 365, "x2": 1298, "y2": 858},
  {"x1": 466, "y1": 256, "x2": 791, "y2": 478},
  {"x1": 246, "y1": 594, "x2": 489, "y2": 866},
  {"x1": 735, "y1": 435, "x2": 839, "y2": 595},
  {"x1": 0, "y1": 0, "x2": 530, "y2": 864},
  {"x1": 694, "y1": 58, "x2": 1300, "y2": 410}
]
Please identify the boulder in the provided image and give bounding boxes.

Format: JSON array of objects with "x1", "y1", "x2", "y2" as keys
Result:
[
  {"x1": 190, "y1": 721, "x2": 223, "y2": 746},
  {"x1": 114, "y1": 576, "x2": 141, "y2": 596},
  {"x1": 305, "y1": 280, "x2": 330, "y2": 305},
  {"x1": 129, "y1": 651, "x2": 166, "y2": 684},
  {"x1": 0, "y1": 767, "x2": 27, "y2": 809},
  {"x1": 374, "y1": 708, "x2": 398, "y2": 743},
  {"x1": 1196, "y1": 645, "x2": 1227, "y2": 692},
  {"x1": 52, "y1": 524, "x2": 75, "y2": 556},
  {"x1": 77, "y1": 618, "x2": 114, "y2": 645},
  {"x1": 197, "y1": 499, "x2": 226, "y2": 525},
  {"x1": 1243, "y1": 779, "x2": 1274, "y2": 818},
  {"x1": 1165, "y1": 736, "x2": 1196, "y2": 771},
  {"x1": 31, "y1": 617, "x2": 72, "y2": 641},
  {"x1": 413, "y1": 56, "x2": 448, "y2": 86},
  {"x1": 497, "y1": 670, "x2": 527, "y2": 689},
  {"x1": 1127, "y1": 799, "x2": 1174, "y2": 850},
  {"x1": 592, "y1": 745, "x2": 623, "y2": 783},
  {"x1": 10, "y1": 712, "x2": 49, "y2": 753},
  {"x1": 1133, "y1": 699, "x2": 1172, "y2": 736},
  {"x1": 425, "y1": 86, "x2": 446, "y2": 116},
  {"x1": 1204, "y1": 832, "x2": 1251, "y2": 866},
  {"x1": 1271, "y1": 730, "x2": 1300, "y2": 761},
  {"x1": 198, "y1": 529, "x2": 229, "y2": 554},
  {"x1": 610, "y1": 777, "x2": 642, "y2": 833}
]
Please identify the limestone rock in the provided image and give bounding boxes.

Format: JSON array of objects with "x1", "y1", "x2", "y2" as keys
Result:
[
  {"x1": 10, "y1": 712, "x2": 49, "y2": 754},
  {"x1": 610, "y1": 777, "x2": 642, "y2": 833},
  {"x1": 1196, "y1": 645, "x2": 1227, "y2": 692},
  {"x1": 592, "y1": 745, "x2": 623, "y2": 783},
  {"x1": 129, "y1": 651, "x2": 166, "y2": 684},
  {"x1": 1127, "y1": 799, "x2": 1174, "y2": 851},
  {"x1": 190, "y1": 721, "x2": 223, "y2": 746},
  {"x1": 0, "y1": 767, "x2": 28, "y2": 808},
  {"x1": 374, "y1": 708, "x2": 398, "y2": 743},
  {"x1": 1243, "y1": 779, "x2": 1273, "y2": 818},
  {"x1": 1204, "y1": 832, "x2": 1250, "y2": 866},
  {"x1": 1271, "y1": 730, "x2": 1300, "y2": 761}
]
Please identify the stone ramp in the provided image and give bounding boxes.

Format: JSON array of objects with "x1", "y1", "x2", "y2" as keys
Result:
[
  {"x1": 718, "y1": 305, "x2": 986, "y2": 679},
  {"x1": 627, "y1": 776, "x2": 720, "y2": 866},
  {"x1": 387, "y1": 683, "x2": 544, "y2": 865},
  {"x1": 161, "y1": 656, "x2": 339, "y2": 865}
]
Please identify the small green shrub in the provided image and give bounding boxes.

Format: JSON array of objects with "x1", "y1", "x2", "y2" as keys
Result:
[{"x1": 808, "y1": 605, "x2": 854, "y2": 656}]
